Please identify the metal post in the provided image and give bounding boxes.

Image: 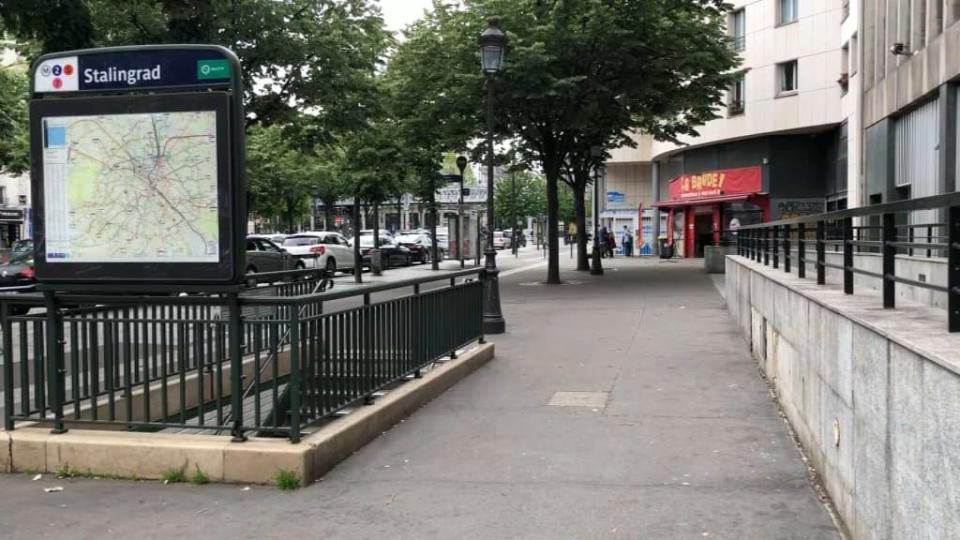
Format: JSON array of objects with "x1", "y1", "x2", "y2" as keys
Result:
[
  {"x1": 482, "y1": 75, "x2": 505, "y2": 334},
  {"x1": 430, "y1": 181, "x2": 440, "y2": 271},
  {"x1": 228, "y1": 292, "x2": 246, "y2": 441},
  {"x1": 590, "y1": 160, "x2": 604, "y2": 275},
  {"x1": 797, "y1": 223, "x2": 806, "y2": 279},
  {"x1": 763, "y1": 228, "x2": 770, "y2": 265},
  {"x1": 772, "y1": 225, "x2": 779, "y2": 269},
  {"x1": 458, "y1": 170, "x2": 465, "y2": 269},
  {"x1": 948, "y1": 206, "x2": 959, "y2": 332},
  {"x1": 843, "y1": 217, "x2": 854, "y2": 294},
  {"x1": 783, "y1": 224, "x2": 791, "y2": 273},
  {"x1": 44, "y1": 291, "x2": 66, "y2": 434},
  {"x1": 882, "y1": 212, "x2": 896, "y2": 308},
  {"x1": 816, "y1": 220, "x2": 826, "y2": 285},
  {"x1": 288, "y1": 303, "x2": 301, "y2": 443},
  {"x1": 2, "y1": 302, "x2": 14, "y2": 431}
]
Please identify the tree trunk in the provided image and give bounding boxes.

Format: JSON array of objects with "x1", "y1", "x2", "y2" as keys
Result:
[
  {"x1": 324, "y1": 200, "x2": 335, "y2": 231},
  {"x1": 544, "y1": 159, "x2": 561, "y2": 284},
  {"x1": 353, "y1": 199, "x2": 362, "y2": 284},
  {"x1": 573, "y1": 180, "x2": 589, "y2": 271}
]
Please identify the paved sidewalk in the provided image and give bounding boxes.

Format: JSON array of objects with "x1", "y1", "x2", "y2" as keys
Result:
[{"x1": 0, "y1": 257, "x2": 839, "y2": 539}]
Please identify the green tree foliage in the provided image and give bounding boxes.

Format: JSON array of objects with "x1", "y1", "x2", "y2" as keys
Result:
[
  {"x1": 246, "y1": 123, "x2": 318, "y2": 233},
  {"x1": 1, "y1": 0, "x2": 393, "y2": 135},
  {"x1": 385, "y1": 0, "x2": 739, "y2": 282},
  {"x1": 0, "y1": 64, "x2": 29, "y2": 175}
]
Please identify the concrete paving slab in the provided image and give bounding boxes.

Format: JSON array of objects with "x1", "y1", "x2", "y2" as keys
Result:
[{"x1": 0, "y1": 257, "x2": 839, "y2": 539}]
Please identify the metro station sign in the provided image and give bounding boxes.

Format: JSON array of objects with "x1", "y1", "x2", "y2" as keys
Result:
[{"x1": 668, "y1": 165, "x2": 762, "y2": 200}]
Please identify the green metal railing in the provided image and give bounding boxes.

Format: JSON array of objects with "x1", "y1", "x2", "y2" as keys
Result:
[{"x1": 0, "y1": 268, "x2": 485, "y2": 442}]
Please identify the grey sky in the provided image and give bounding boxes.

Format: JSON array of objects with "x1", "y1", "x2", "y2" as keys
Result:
[{"x1": 380, "y1": 0, "x2": 435, "y2": 32}]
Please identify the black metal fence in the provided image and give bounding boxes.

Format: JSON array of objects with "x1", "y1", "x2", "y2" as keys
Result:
[
  {"x1": 735, "y1": 193, "x2": 960, "y2": 333},
  {"x1": 1, "y1": 268, "x2": 485, "y2": 442}
]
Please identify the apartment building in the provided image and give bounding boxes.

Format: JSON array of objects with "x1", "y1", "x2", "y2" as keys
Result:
[
  {"x1": 861, "y1": 0, "x2": 960, "y2": 228},
  {"x1": 607, "y1": 0, "x2": 859, "y2": 257}
]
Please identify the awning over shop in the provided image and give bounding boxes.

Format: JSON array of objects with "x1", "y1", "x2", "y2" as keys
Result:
[{"x1": 651, "y1": 193, "x2": 761, "y2": 208}]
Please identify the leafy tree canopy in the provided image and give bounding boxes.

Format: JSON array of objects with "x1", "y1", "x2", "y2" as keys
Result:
[
  {"x1": 0, "y1": 0, "x2": 393, "y2": 137},
  {"x1": 386, "y1": 0, "x2": 739, "y2": 281}
]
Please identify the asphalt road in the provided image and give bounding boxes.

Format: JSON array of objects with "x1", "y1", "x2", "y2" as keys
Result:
[{"x1": 0, "y1": 253, "x2": 839, "y2": 539}]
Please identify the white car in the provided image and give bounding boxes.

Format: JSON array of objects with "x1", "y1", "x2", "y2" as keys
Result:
[{"x1": 281, "y1": 232, "x2": 355, "y2": 273}]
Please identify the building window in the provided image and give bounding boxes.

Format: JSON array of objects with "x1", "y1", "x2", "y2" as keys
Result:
[
  {"x1": 778, "y1": 0, "x2": 798, "y2": 25},
  {"x1": 777, "y1": 60, "x2": 798, "y2": 95},
  {"x1": 728, "y1": 74, "x2": 745, "y2": 116},
  {"x1": 0, "y1": 187, "x2": 6, "y2": 206},
  {"x1": 840, "y1": 43, "x2": 850, "y2": 93},
  {"x1": 730, "y1": 9, "x2": 746, "y2": 51},
  {"x1": 850, "y1": 33, "x2": 858, "y2": 75}
]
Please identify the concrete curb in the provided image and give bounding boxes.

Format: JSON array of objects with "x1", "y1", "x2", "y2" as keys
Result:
[{"x1": 3, "y1": 343, "x2": 494, "y2": 486}]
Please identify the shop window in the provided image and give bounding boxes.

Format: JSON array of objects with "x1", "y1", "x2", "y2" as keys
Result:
[
  {"x1": 778, "y1": 0, "x2": 798, "y2": 25},
  {"x1": 728, "y1": 74, "x2": 745, "y2": 116},
  {"x1": 777, "y1": 60, "x2": 798, "y2": 95},
  {"x1": 730, "y1": 9, "x2": 746, "y2": 51}
]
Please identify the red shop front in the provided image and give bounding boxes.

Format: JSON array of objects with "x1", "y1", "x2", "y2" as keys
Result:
[{"x1": 653, "y1": 166, "x2": 769, "y2": 258}]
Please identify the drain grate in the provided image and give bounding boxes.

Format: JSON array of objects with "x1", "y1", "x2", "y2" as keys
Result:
[{"x1": 547, "y1": 391, "x2": 609, "y2": 408}]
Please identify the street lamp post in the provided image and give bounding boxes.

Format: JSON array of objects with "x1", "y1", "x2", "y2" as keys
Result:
[
  {"x1": 479, "y1": 18, "x2": 507, "y2": 335},
  {"x1": 590, "y1": 146, "x2": 604, "y2": 275},
  {"x1": 456, "y1": 155, "x2": 468, "y2": 269}
]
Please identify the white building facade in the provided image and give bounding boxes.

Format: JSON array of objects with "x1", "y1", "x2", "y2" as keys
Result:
[{"x1": 612, "y1": 0, "x2": 861, "y2": 257}]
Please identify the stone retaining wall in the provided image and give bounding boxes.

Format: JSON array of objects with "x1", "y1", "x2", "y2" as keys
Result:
[{"x1": 725, "y1": 255, "x2": 960, "y2": 540}]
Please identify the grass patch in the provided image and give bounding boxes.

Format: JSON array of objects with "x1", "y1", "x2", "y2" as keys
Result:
[
  {"x1": 161, "y1": 466, "x2": 187, "y2": 484},
  {"x1": 190, "y1": 465, "x2": 209, "y2": 486},
  {"x1": 274, "y1": 469, "x2": 301, "y2": 491}
]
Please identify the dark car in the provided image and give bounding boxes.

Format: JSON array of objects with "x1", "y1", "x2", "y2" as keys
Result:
[
  {"x1": 245, "y1": 237, "x2": 298, "y2": 276},
  {"x1": 394, "y1": 232, "x2": 436, "y2": 264},
  {"x1": 357, "y1": 234, "x2": 412, "y2": 268},
  {"x1": 0, "y1": 246, "x2": 37, "y2": 315}
]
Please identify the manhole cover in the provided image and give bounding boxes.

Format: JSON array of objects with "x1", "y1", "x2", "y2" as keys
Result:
[{"x1": 547, "y1": 391, "x2": 609, "y2": 408}]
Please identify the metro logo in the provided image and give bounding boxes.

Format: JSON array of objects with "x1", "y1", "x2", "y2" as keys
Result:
[{"x1": 34, "y1": 56, "x2": 79, "y2": 92}]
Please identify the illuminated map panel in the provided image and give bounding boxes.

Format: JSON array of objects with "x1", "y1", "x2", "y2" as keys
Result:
[{"x1": 42, "y1": 111, "x2": 219, "y2": 263}]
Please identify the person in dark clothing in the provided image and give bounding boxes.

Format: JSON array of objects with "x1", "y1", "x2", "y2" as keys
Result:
[
  {"x1": 606, "y1": 230, "x2": 616, "y2": 258},
  {"x1": 621, "y1": 226, "x2": 633, "y2": 257},
  {"x1": 597, "y1": 226, "x2": 609, "y2": 258}
]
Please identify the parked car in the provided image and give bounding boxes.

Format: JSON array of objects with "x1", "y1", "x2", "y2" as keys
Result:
[
  {"x1": 492, "y1": 230, "x2": 508, "y2": 250},
  {"x1": 395, "y1": 232, "x2": 441, "y2": 264},
  {"x1": 248, "y1": 233, "x2": 287, "y2": 245},
  {"x1": 281, "y1": 232, "x2": 355, "y2": 274},
  {"x1": 357, "y1": 234, "x2": 413, "y2": 268},
  {"x1": 0, "y1": 246, "x2": 36, "y2": 315},
  {"x1": 245, "y1": 237, "x2": 297, "y2": 277}
]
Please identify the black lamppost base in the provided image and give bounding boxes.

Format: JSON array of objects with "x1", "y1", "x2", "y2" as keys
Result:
[
  {"x1": 590, "y1": 246, "x2": 604, "y2": 275},
  {"x1": 482, "y1": 249, "x2": 506, "y2": 334}
]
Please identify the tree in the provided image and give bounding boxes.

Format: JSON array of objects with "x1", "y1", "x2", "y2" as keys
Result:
[
  {"x1": 384, "y1": 0, "x2": 739, "y2": 283},
  {"x1": 246, "y1": 123, "x2": 318, "y2": 233},
  {"x1": 1, "y1": 0, "x2": 393, "y2": 135},
  {"x1": 0, "y1": 63, "x2": 29, "y2": 175}
]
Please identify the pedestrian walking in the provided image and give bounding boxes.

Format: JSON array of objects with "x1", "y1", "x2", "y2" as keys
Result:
[
  {"x1": 622, "y1": 226, "x2": 633, "y2": 257},
  {"x1": 606, "y1": 230, "x2": 616, "y2": 258},
  {"x1": 598, "y1": 225, "x2": 609, "y2": 258}
]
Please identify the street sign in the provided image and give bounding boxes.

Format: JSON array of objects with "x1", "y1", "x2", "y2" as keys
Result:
[
  {"x1": 462, "y1": 188, "x2": 471, "y2": 196},
  {"x1": 29, "y1": 45, "x2": 246, "y2": 288}
]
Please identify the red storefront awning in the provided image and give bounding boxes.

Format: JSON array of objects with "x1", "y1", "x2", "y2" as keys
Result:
[{"x1": 652, "y1": 193, "x2": 761, "y2": 208}]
